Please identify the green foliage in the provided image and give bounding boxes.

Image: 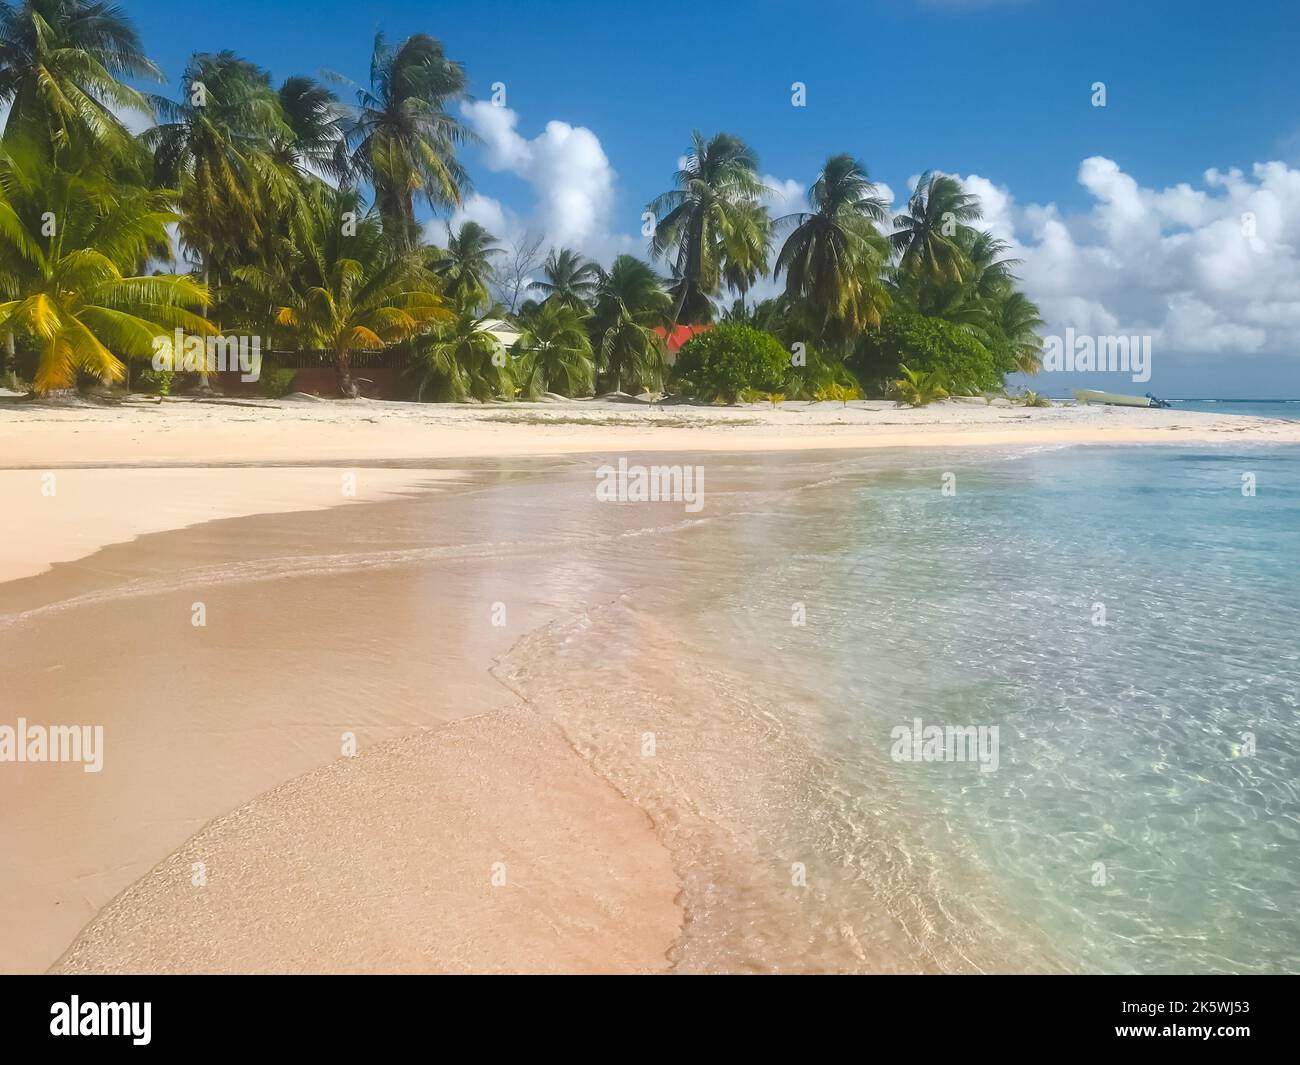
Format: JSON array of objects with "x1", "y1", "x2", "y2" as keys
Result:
[
  {"x1": 781, "y1": 341, "x2": 861, "y2": 400},
  {"x1": 891, "y1": 172, "x2": 981, "y2": 286},
  {"x1": 136, "y1": 368, "x2": 174, "y2": 395},
  {"x1": 343, "y1": 32, "x2": 473, "y2": 247},
  {"x1": 0, "y1": 12, "x2": 1050, "y2": 408},
  {"x1": 892, "y1": 365, "x2": 949, "y2": 407},
  {"x1": 774, "y1": 154, "x2": 891, "y2": 341},
  {"x1": 512, "y1": 301, "x2": 594, "y2": 399},
  {"x1": 739, "y1": 388, "x2": 785, "y2": 407},
  {"x1": 850, "y1": 310, "x2": 1003, "y2": 397},
  {"x1": 409, "y1": 304, "x2": 512, "y2": 402},
  {"x1": 231, "y1": 185, "x2": 446, "y2": 397},
  {"x1": 813, "y1": 381, "x2": 861, "y2": 406},
  {"x1": 1014, "y1": 389, "x2": 1052, "y2": 407},
  {"x1": 429, "y1": 221, "x2": 501, "y2": 312},
  {"x1": 259, "y1": 365, "x2": 297, "y2": 398},
  {"x1": 529, "y1": 248, "x2": 601, "y2": 313},
  {"x1": 671, "y1": 323, "x2": 789, "y2": 403},
  {"x1": 0, "y1": 142, "x2": 212, "y2": 393},
  {"x1": 647, "y1": 131, "x2": 766, "y2": 323},
  {"x1": 0, "y1": 0, "x2": 160, "y2": 161},
  {"x1": 589, "y1": 255, "x2": 671, "y2": 394}
]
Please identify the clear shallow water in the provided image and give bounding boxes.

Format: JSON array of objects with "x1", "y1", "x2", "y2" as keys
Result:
[
  {"x1": 504, "y1": 444, "x2": 1300, "y2": 973},
  {"x1": 9, "y1": 443, "x2": 1296, "y2": 973},
  {"x1": 1169, "y1": 399, "x2": 1300, "y2": 420}
]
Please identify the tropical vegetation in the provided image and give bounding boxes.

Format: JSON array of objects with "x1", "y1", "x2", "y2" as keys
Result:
[{"x1": 0, "y1": 0, "x2": 1044, "y2": 403}]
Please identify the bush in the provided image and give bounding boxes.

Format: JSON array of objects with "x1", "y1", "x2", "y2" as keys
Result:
[
  {"x1": 781, "y1": 342, "x2": 862, "y2": 401},
  {"x1": 813, "y1": 381, "x2": 861, "y2": 406},
  {"x1": 670, "y1": 324, "x2": 789, "y2": 404},
  {"x1": 850, "y1": 310, "x2": 1005, "y2": 396},
  {"x1": 892, "y1": 365, "x2": 949, "y2": 407},
  {"x1": 135, "y1": 368, "x2": 174, "y2": 395},
  {"x1": 259, "y1": 366, "x2": 298, "y2": 399}
]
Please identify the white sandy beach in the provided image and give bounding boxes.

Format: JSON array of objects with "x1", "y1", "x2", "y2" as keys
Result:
[
  {"x1": 8, "y1": 396, "x2": 1292, "y2": 586},
  {"x1": 4, "y1": 395, "x2": 1298, "y2": 974},
  {"x1": 5, "y1": 395, "x2": 1298, "y2": 472}
]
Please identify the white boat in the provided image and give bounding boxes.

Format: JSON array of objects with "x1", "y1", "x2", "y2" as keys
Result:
[{"x1": 1072, "y1": 388, "x2": 1155, "y2": 408}]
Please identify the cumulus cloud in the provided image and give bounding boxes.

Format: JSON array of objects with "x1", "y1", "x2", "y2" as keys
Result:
[
  {"x1": 457, "y1": 101, "x2": 617, "y2": 252},
  {"x1": 947, "y1": 158, "x2": 1300, "y2": 362},
  {"x1": 762, "y1": 175, "x2": 806, "y2": 221}
]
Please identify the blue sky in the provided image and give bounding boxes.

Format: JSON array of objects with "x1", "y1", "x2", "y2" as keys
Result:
[{"x1": 126, "y1": 0, "x2": 1300, "y2": 396}]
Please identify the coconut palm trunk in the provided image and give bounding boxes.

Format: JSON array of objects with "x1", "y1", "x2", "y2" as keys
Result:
[
  {"x1": 336, "y1": 348, "x2": 358, "y2": 398},
  {"x1": 194, "y1": 263, "x2": 216, "y2": 393}
]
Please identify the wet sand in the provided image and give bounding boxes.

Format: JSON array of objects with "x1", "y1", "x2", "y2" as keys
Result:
[
  {"x1": 1, "y1": 460, "x2": 689, "y2": 973},
  {"x1": 0, "y1": 466, "x2": 459, "y2": 583},
  {"x1": 53, "y1": 711, "x2": 681, "y2": 975},
  {"x1": 7, "y1": 398, "x2": 1293, "y2": 973}
]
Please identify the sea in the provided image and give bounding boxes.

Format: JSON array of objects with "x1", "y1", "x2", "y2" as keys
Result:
[{"x1": 4, "y1": 433, "x2": 1297, "y2": 974}]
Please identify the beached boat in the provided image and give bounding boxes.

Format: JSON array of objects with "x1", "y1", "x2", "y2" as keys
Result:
[{"x1": 1072, "y1": 388, "x2": 1156, "y2": 408}]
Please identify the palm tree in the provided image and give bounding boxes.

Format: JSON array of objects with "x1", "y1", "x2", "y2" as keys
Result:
[
  {"x1": 647, "y1": 131, "x2": 766, "y2": 323},
  {"x1": 235, "y1": 186, "x2": 447, "y2": 396},
  {"x1": 962, "y1": 229, "x2": 1021, "y2": 300},
  {"x1": 429, "y1": 220, "x2": 500, "y2": 311},
  {"x1": 721, "y1": 198, "x2": 772, "y2": 314},
  {"x1": 590, "y1": 255, "x2": 671, "y2": 394},
  {"x1": 0, "y1": 0, "x2": 160, "y2": 159},
  {"x1": 528, "y1": 247, "x2": 600, "y2": 312},
  {"x1": 774, "y1": 154, "x2": 890, "y2": 338},
  {"x1": 891, "y1": 171, "x2": 981, "y2": 285},
  {"x1": 893, "y1": 365, "x2": 949, "y2": 407},
  {"x1": 512, "y1": 300, "x2": 594, "y2": 398},
  {"x1": 990, "y1": 290, "x2": 1045, "y2": 374},
  {"x1": 147, "y1": 52, "x2": 291, "y2": 296},
  {"x1": 342, "y1": 32, "x2": 474, "y2": 248},
  {"x1": 409, "y1": 298, "x2": 511, "y2": 401},
  {"x1": 272, "y1": 75, "x2": 346, "y2": 183},
  {"x1": 0, "y1": 143, "x2": 211, "y2": 393}
]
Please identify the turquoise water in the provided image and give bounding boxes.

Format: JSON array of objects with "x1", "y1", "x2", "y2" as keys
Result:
[
  {"x1": 1169, "y1": 399, "x2": 1300, "y2": 420},
  {"x1": 748, "y1": 445, "x2": 1300, "y2": 972},
  {"x1": 542, "y1": 444, "x2": 1300, "y2": 972}
]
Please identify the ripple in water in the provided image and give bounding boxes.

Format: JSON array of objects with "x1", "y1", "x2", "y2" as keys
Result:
[{"x1": 502, "y1": 445, "x2": 1300, "y2": 973}]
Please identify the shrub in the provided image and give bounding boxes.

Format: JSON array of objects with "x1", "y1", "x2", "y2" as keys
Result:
[
  {"x1": 782, "y1": 342, "x2": 862, "y2": 400},
  {"x1": 259, "y1": 366, "x2": 298, "y2": 399},
  {"x1": 671, "y1": 323, "x2": 789, "y2": 404},
  {"x1": 850, "y1": 310, "x2": 1005, "y2": 396},
  {"x1": 892, "y1": 365, "x2": 949, "y2": 407},
  {"x1": 813, "y1": 382, "x2": 861, "y2": 406},
  {"x1": 135, "y1": 368, "x2": 174, "y2": 395}
]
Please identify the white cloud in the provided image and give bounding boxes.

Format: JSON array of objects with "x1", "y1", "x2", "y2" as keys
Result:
[
  {"x1": 448, "y1": 192, "x2": 521, "y2": 243},
  {"x1": 459, "y1": 101, "x2": 616, "y2": 252},
  {"x1": 762, "y1": 175, "x2": 806, "y2": 221},
  {"x1": 949, "y1": 158, "x2": 1300, "y2": 360}
]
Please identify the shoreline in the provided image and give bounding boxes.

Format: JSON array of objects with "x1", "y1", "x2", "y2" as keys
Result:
[
  {"x1": 3, "y1": 399, "x2": 1296, "y2": 588},
  {"x1": 4, "y1": 396, "x2": 1298, "y2": 472},
  {"x1": 1, "y1": 464, "x2": 688, "y2": 973},
  {"x1": 6, "y1": 403, "x2": 1299, "y2": 973}
]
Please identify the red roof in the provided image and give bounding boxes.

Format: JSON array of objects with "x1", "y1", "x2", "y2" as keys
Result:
[{"x1": 654, "y1": 324, "x2": 712, "y2": 353}]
